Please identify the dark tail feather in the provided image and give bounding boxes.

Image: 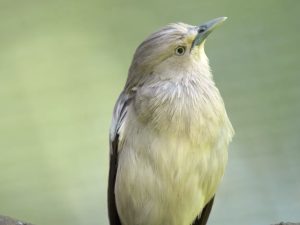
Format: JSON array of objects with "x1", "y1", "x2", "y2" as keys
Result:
[{"x1": 193, "y1": 196, "x2": 215, "y2": 225}]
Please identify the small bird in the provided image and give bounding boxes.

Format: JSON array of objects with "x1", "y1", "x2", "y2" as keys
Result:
[{"x1": 108, "y1": 17, "x2": 234, "y2": 225}]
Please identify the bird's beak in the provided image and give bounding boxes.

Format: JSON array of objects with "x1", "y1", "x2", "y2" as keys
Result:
[{"x1": 190, "y1": 17, "x2": 227, "y2": 51}]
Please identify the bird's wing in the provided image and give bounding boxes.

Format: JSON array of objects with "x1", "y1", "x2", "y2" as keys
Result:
[
  {"x1": 193, "y1": 196, "x2": 215, "y2": 225},
  {"x1": 108, "y1": 91, "x2": 132, "y2": 225}
]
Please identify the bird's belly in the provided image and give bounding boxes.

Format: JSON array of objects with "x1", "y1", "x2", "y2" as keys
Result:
[{"x1": 115, "y1": 128, "x2": 227, "y2": 225}]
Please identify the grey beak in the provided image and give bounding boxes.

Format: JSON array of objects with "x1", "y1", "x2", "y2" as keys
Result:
[{"x1": 190, "y1": 17, "x2": 227, "y2": 51}]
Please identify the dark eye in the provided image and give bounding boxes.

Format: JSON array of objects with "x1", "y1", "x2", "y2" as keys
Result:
[{"x1": 175, "y1": 46, "x2": 185, "y2": 55}]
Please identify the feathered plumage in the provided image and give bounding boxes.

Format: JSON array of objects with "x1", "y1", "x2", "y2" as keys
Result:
[{"x1": 108, "y1": 18, "x2": 234, "y2": 225}]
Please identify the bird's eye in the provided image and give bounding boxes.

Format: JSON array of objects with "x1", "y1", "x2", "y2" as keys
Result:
[{"x1": 175, "y1": 46, "x2": 185, "y2": 56}]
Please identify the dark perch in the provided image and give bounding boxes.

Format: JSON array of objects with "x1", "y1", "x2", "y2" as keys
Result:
[
  {"x1": 0, "y1": 215, "x2": 35, "y2": 225},
  {"x1": 0, "y1": 215, "x2": 299, "y2": 225}
]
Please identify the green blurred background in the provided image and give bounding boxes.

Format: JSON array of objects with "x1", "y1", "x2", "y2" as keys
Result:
[{"x1": 0, "y1": 0, "x2": 299, "y2": 224}]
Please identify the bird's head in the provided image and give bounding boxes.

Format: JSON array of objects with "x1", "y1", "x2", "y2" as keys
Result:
[{"x1": 125, "y1": 17, "x2": 227, "y2": 91}]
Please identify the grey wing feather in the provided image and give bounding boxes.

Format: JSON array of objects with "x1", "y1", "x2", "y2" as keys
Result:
[
  {"x1": 108, "y1": 91, "x2": 132, "y2": 225},
  {"x1": 109, "y1": 91, "x2": 132, "y2": 152}
]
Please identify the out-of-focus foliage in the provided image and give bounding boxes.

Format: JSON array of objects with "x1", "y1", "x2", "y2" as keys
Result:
[{"x1": 0, "y1": 0, "x2": 299, "y2": 225}]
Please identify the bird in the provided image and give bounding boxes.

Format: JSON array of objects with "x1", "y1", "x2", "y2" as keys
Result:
[{"x1": 108, "y1": 17, "x2": 234, "y2": 225}]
